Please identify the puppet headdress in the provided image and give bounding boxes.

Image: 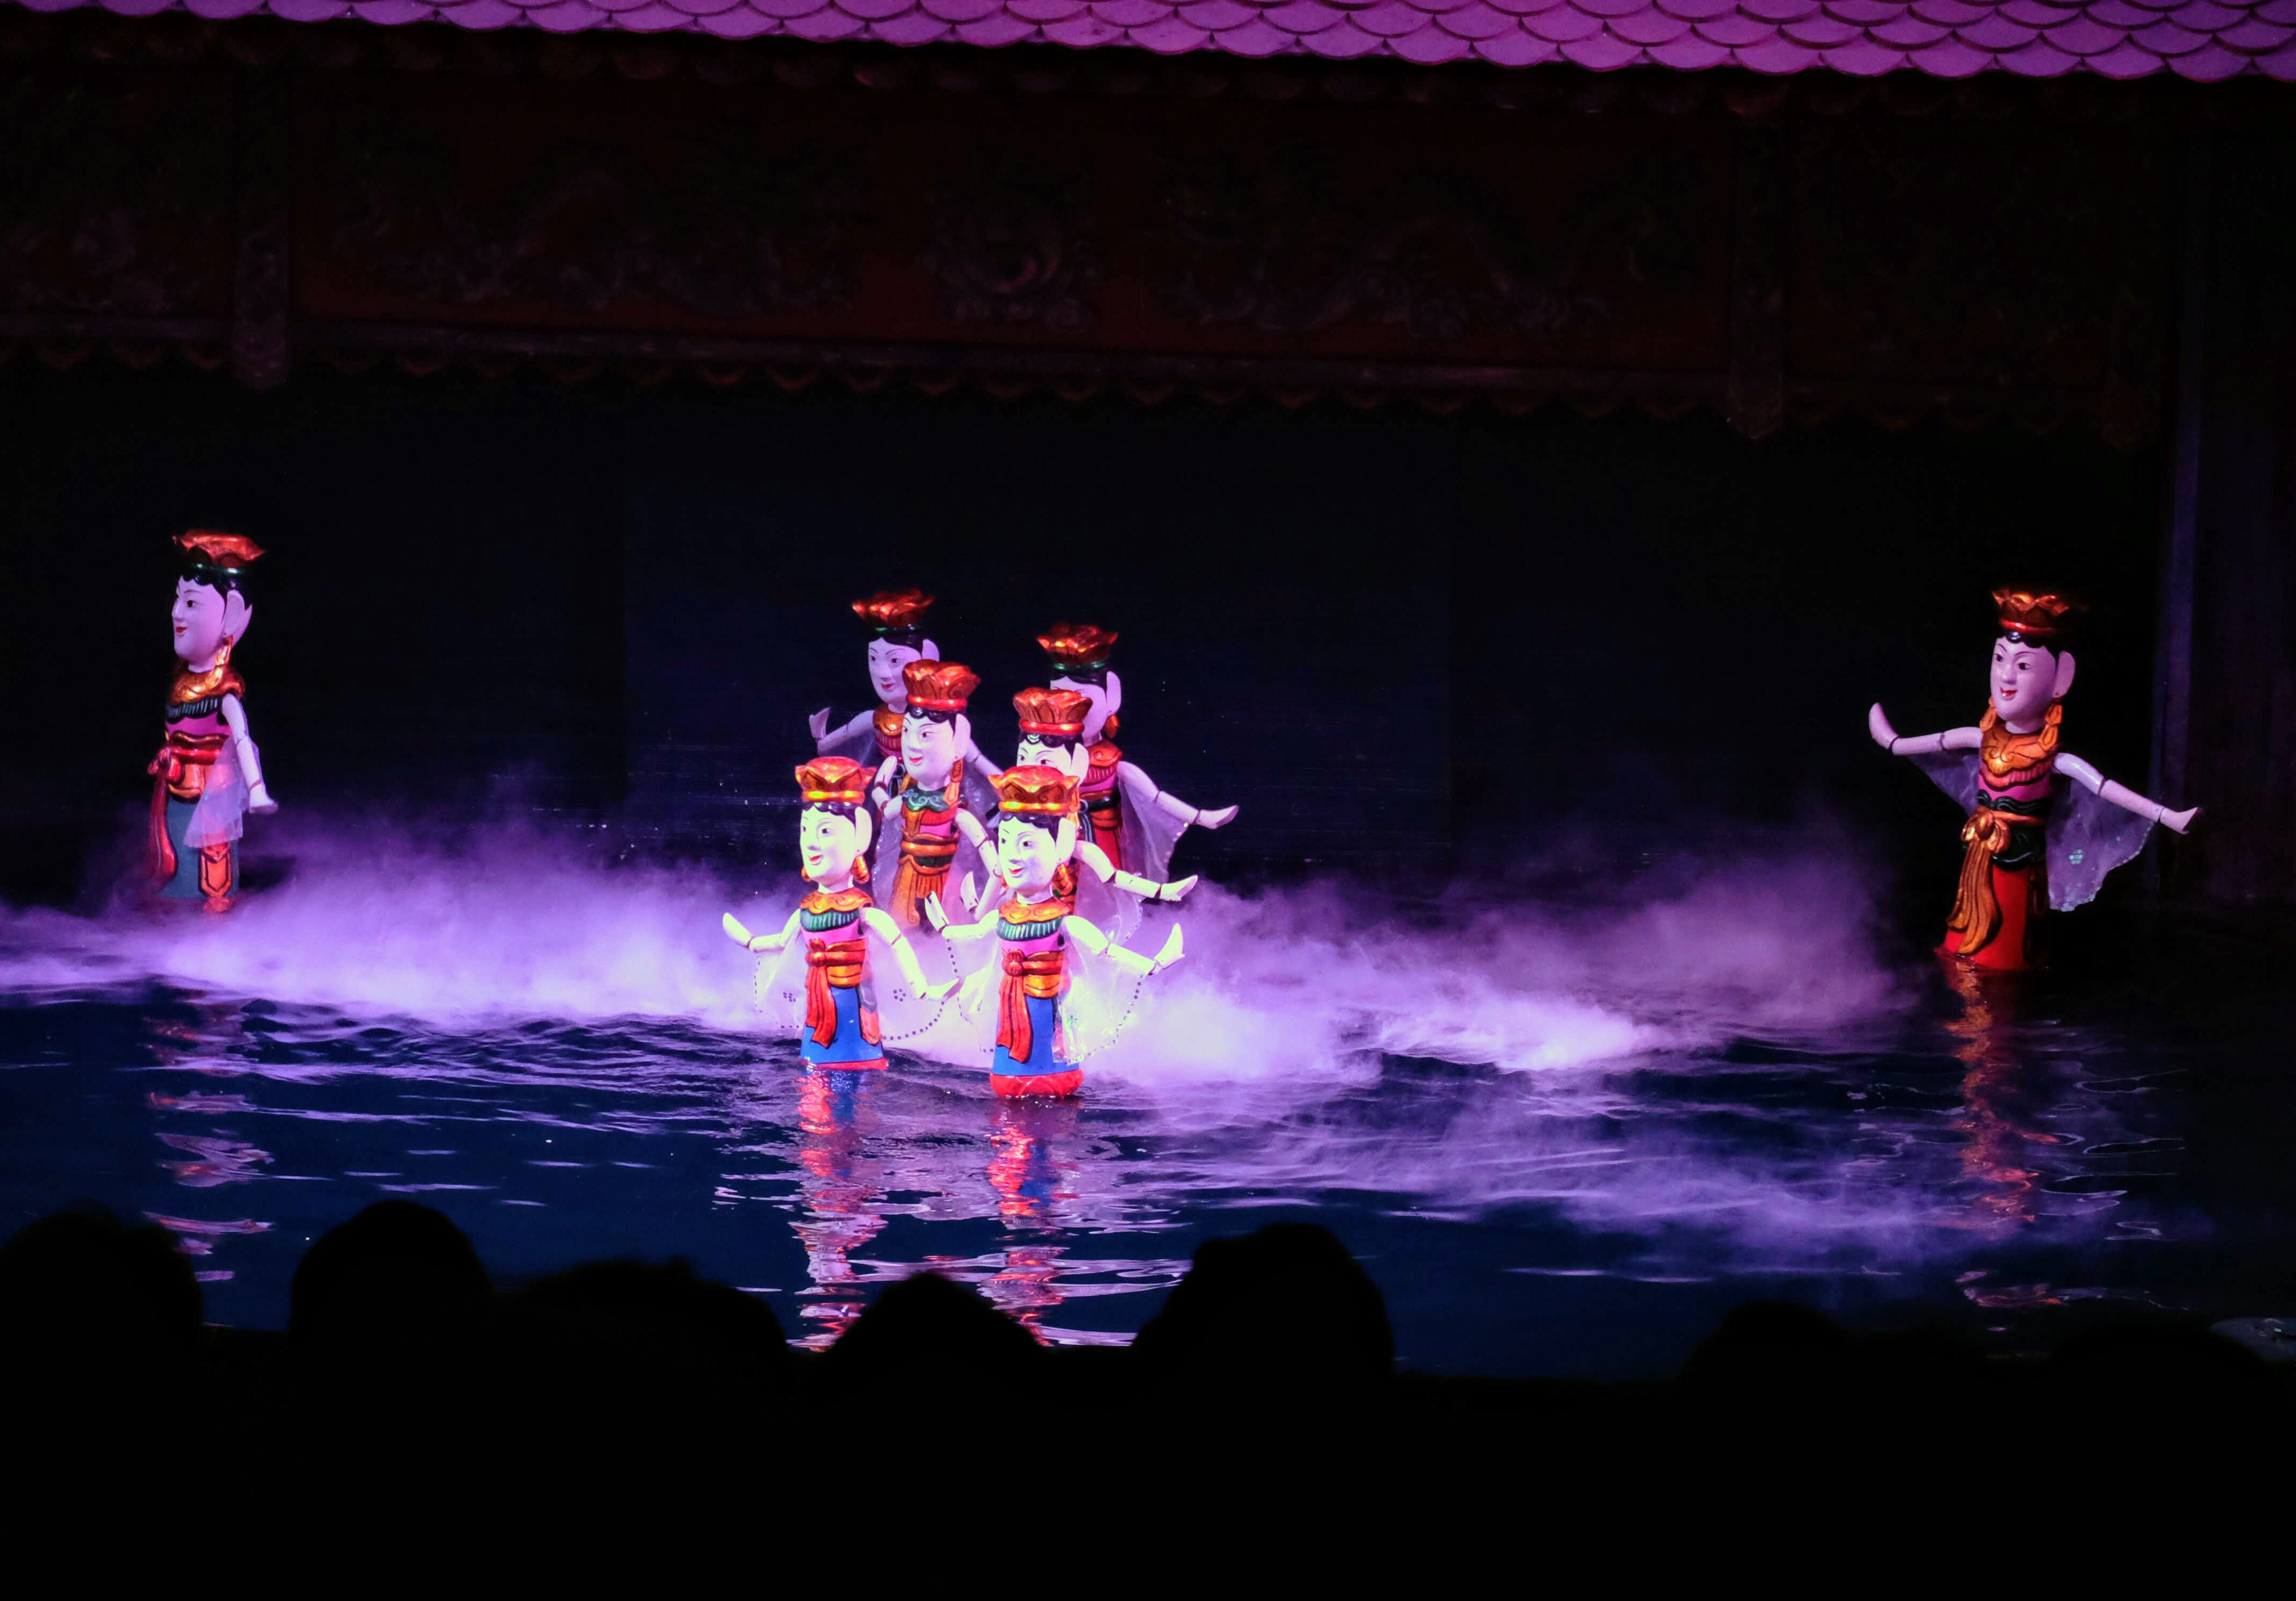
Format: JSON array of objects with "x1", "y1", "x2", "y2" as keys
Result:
[
  {"x1": 901, "y1": 658, "x2": 979, "y2": 713},
  {"x1": 795, "y1": 756, "x2": 872, "y2": 807},
  {"x1": 993, "y1": 765, "x2": 1081, "y2": 817},
  {"x1": 1013, "y1": 687, "x2": 1092, "y2": 739}
]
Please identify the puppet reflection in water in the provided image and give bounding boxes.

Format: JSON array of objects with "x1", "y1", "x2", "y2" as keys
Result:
[
  {"x1": 979, "y1": 1099, "x2": 1083, "y2": 1339},
  {"x1": 1941, "y1": 967, "x2": 2068, "y2": 1228},
  {"x1": 778, "y1": 1069, "x2": 1094, "y2": 1347},
  {"x1": 786, "y1": 1067, "x2": 889, "y2": 1346}
]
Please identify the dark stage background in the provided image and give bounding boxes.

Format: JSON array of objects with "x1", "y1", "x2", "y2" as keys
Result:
[{"x1": 0, "y1": 361, "x2": 2163, "y2": 922}]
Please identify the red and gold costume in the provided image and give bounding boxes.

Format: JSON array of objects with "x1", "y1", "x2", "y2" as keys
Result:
[
  {"x1": 882, "y1": 657, "x2": 982, "y2": 929},
  {"x1": 1941, "y1": 705, "x2": 2059, "y2": 970},
  {"x1": 149, "y1": 661, "x2": 245, "y2": 905},
  {"x1": 793, "y1": 757, "x2": 888, "y2": 1069},
  {"x1": 149, "y1": 532, "x2": 265, "y2": 913},
  {"x1": 1939, "y1": 590, "x2": 2078, "y2": 973},
  {"x1": 987, "y1": 767, "x2": 1086, "y2": 1099}
]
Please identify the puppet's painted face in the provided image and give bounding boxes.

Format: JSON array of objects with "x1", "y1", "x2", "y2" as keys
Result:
[
  {"x1": 171, "y1": 579, "x2": 233, "y2": 667},
  {"x1": 1016, "y1": 734, "x2": 1087, "y2": 780},
  {"x1": 799, "y1": 806, "x2": 866, "y2": 884},
  {"x1": 867, "y1": 640, "x2": 925, "y2": 705},
  {"x1": 901, "y1": 709, "x2": 961, "y2": 777},
  {"x1": 1990, "y1": 636, "x2": 2066, "y2": 725},
  {"x1": 996, "y1": 817, "x2": 1065, "y2": 896}
]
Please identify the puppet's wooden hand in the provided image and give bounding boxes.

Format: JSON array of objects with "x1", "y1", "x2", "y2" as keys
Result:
[
  {"x1": 1868, "y1": 703, "x2": 1900, "y2": 751},
  {"x1": 1151, "y1": 924, "x2": 1185, "y2": 974}
]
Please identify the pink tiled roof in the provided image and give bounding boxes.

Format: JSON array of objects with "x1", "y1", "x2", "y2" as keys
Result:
[{"x1": 6, "y1": 0, "x2": 2295, "y2": 80}]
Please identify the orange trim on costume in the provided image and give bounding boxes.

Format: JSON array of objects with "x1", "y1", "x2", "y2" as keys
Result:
[
  {"x1": 198, "y1": 844, "x2": 233, "y2": 911},
  {"x1": 996, "y1": 949, "x2": 1067, "y2": 1065},
  {"x1": 804, "y1": 937, "x2": 869, "y2": 1045}
]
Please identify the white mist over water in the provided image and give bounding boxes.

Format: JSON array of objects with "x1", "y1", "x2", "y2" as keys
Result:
[
  {"x1": 5, "y1": 811, "x2": 2187, "y2": 1314},
  {"x1": 0, "y1": 810, "x2": 1911, "y2": 1091}
]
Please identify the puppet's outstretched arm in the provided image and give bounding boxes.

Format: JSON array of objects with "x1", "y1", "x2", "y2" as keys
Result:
[
  {"x1": 964, "y1": 737, "x2": 1005, "y2": 783},
  {"x1": 955, "y1": 810, "x2": 991, "y2": 853},
  {"x1": 860, "y1": 907, "x2": 958, "y2": 999},
  {"x1": 1119, "y1": 761, "x2": 1238, "y2": 830},
  {"x1": 1064, "y1": 915, "x2": 1184, "y2": 976},
  {"x1": 1869, "y1": 704, "x2": 1982, "y2": 758},
  {"x1": 219, "y1": 696, "x2": 277, "y2": 814},
  {"x1": 969, "y1": 873, "x2": 1006, "y2": 917},
  {"x1": 724, "y1": 907, "x2": 802, "y2": 954},
  {"x1": 922, "y1": 894, "x2": 999, "y2": 943},
  {"x1": 2056, "y1": 754, "x2": 2200, "y2": 834},
  {"x1": 1074, "y1": 840, "x2": 1196, "y2": 903},
  {"x1": 809, "y1": 707, "x2": 873, "y2": 750}
]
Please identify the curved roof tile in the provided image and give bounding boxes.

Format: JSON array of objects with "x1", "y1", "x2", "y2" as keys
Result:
[{"x1": 11, "y1": 0, "x2": 2296, "y2": 78}]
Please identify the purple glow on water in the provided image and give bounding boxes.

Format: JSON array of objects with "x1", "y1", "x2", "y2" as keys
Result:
[{"x1": 0, "y1": 812, "x2": 2248, "y2": 1374}]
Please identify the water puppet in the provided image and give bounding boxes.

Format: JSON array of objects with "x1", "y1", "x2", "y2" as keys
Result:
[
  {"x1": 1039, "y1": 623, "x2": 1236, "y2": 886},
  {"x1": 869, "y1": 659, "x2": 999, "y2": 930},
  {"x1": 808, "y1": 589, "x2": 1000, "y2": 780},
  {"x1": 926, "y1": 765, "x2": 1183, "y2": 1099},
  {"x1": 721, "y1": 756, "x2": 954, "y2": 1070},
  {"x1": 963, "y1": 686, "x2": 1196, "y2": 942},
  {"x1": 149, "y1": 532, "x2": 277, "y2": 912},
  {"x1": 1869, "y1": 588, "x2": 2198, "y2": 972}
]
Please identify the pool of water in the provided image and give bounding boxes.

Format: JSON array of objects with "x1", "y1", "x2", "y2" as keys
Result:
[{"x1": 3, "y1": 832, "x2": 2287, "y2": 1376}]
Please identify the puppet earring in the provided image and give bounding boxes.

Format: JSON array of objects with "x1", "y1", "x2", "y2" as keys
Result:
[{"x1": 214, "y1": 635, "x2": 234, "y2": 669}]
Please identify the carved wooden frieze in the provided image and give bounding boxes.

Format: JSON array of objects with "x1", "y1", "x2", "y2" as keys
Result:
[
  {"x1": 0, "y1": 27, "x2": 2177, "y2": 444},
  {"x1": 0, "y1": 71, "x2": 233, "y2": 321}
]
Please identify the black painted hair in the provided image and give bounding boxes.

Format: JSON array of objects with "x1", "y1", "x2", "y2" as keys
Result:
[
  {"x1": 991, "y1": 808, "x2": 1060, "y2": 838},
  {"x1": 1997, "y1": 628, "x2": 2062, "y2": 656},
  {"x1": 178, "y1": 559, "x2": 247, "y2": 604},
  {"x1": 904, "y1": 704, "x2": 961, "y2": 726}
]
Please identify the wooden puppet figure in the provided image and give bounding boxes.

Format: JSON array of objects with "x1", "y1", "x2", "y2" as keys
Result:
[
  {"x1": 721, "y1": 756, "x2": 952, "y2": 1070},
  {"x1": 927, "y1": 765, "x2": 1183, "y2": 1100},
  {"x1": 1038, "y1": 623, "x2": 1236, "y2": 886},
  {"x1": 1870, "y1": 588, "x2": 2198, "y2": 972},
  {"x1": 150, "y1": 532, "x2": 278, "y2": 912},
  {"x1": 809, "y1": 589, "x2": 999, "y2": 779},
  {"x1": 962, "y1": 687, "x2": 1196, "y2": 941},
  {"x1": 870, "y1": 658, "x2": 998, "y2": 930}
]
